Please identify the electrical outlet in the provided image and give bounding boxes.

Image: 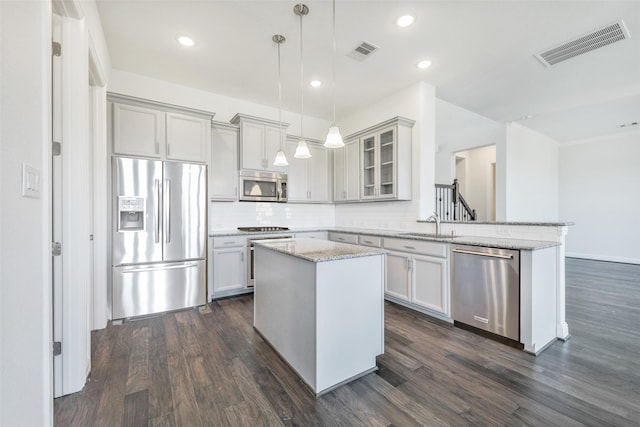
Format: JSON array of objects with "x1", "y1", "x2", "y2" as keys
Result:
[{"x1": 497, "y1": 226, "x2": 510, "y2": 236}]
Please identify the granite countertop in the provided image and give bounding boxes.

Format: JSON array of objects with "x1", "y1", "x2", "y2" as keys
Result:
[
  {"x1": 210, "y1": 227, "x2": 561, "y2": 251},
  {"x1": 254, "y1": 237, "x2": 386, "y2": 263}
]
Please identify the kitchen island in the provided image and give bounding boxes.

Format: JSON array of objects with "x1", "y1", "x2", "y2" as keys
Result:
[{"x1": 253, "y1": 238, "x2": 386, "y2": 396}]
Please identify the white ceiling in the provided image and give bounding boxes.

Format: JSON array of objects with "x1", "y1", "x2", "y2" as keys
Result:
[{"x1": 96, "y1": 0, "x2": 640, "y2": 142}]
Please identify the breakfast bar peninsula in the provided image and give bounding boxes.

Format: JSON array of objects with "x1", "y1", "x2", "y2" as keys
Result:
[{"x1": 253, "y1": 238, "x2": 386, "y2": 396}]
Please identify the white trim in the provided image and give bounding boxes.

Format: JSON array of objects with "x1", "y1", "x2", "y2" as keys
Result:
[
  {"x1": 91, "y1": 86, "x2": 109, "y2": 329},
  {"x1": 566, "y1": 252, "x2": 640, "y2": 266}
]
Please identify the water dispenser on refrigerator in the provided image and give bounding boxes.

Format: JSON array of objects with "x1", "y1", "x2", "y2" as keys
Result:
[{"x1": 118, "y1": 196, "x2": 145, "y2": 231}]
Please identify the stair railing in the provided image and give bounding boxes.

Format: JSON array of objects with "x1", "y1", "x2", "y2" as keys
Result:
[{"x1": 434, "y1": 179, "x2": 477, "y2": 221}]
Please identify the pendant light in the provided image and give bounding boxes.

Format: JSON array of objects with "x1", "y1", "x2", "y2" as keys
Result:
[
  {"x1": 324, "y1": 0, "x2": 344, "y2": 149},
  {"x1": 272, "y1": 34, "x2": 289, "y2": 167},
  {"x1": 294, "y1": 3, "x2": 312, "y2": 159}
]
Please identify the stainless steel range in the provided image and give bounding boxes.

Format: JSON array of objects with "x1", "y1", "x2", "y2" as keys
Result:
[{"x1": 238, "y1": 227, "x2": 292, "y2": 286}]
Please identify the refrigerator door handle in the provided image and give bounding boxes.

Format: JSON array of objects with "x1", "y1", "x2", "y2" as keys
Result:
[
  {"x1": 121, "y1": 262, "x2": 199, "y2": 273},
  {"x1": 164, "y1": 179, "x2": 171, "y2": 244},
  {"x1": 154, "y1": 179, "x2": 160, "y2": 243}
]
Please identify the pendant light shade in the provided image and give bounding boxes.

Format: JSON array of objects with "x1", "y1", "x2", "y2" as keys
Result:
[
  {"x1": 324, "y1": 126, "x2": 344, "y2": 148},
  {"x1": 294, "y1": 139, "x2": 312, "y2": 158},
  {"x1": 294, "y1": 3, "x2": 312, "y2": 159},
  {"x1": 273, "y1": 150, "x2": 289, "y2": 166},
  {"x1": 324, "y1": 0, "x2": 345, "y2": 149},
  {"x1": 272, "y1": 34, "x2": 288, "y2": 167}
]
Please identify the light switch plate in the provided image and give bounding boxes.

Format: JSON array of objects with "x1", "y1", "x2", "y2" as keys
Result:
[{"x1": 21, "y1": 163, "x2": 41, "y2": 199}]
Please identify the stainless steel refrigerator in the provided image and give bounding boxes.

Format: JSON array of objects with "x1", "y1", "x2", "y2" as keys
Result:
[{"x1": 112, "y1": 156, "x2": 206, "y2": 319}]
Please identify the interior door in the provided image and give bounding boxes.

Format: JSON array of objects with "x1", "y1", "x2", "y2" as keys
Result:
[{"x1": 163, "y1": 162, "x2": 206, "y2": 261}]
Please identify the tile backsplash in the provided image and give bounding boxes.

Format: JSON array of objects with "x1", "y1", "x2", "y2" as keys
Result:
[{"x1": 209, "y1": 201, "x2": 335, "y2": 231}]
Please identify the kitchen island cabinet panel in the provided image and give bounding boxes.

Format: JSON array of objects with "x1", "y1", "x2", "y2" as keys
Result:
[{"x1": 254, "y1": 238, "x2": 384, "y2": 395}]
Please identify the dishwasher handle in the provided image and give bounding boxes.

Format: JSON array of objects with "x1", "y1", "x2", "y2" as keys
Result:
[{"x1": 452, "y1": 248, "x2": 514, "y2": 260}]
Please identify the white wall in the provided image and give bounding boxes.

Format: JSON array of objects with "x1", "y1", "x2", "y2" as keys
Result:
[
  {"x1": 0, "y1": 0, "x2": 53, "y2": 425},
  {"x1": 560, "y1": 130, "x2": 640, "y2": 264},
  {"x1": 109, "y1": 69, "x2": 331, "y2": 140},
  {"x1": 435, "y1": 98, "x2": 503, "y2": 184},
  {"x1": 457, "y1": 145, "x2": 496, "y2": 221},
  {"x1": 503, "y1": 122, "x2": 559, "y2": 222},
  {"x1": 335, "y1": 81, "x2": 436, "y2": 230}
]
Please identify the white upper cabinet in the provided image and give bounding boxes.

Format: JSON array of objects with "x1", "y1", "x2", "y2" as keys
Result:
[
  {"x1": 333, "y1": 139, "x2": 360, "y2": 202},
  {"x1": 285, "y1": 136, "x2": 331, "y2": 203},
  {"x1": 112, "y1": 103, "x2": 164, "y2": 158},
  {"x1": 231, "y1": 113, "x2": 288, "y2": 173},
  {"x1": 109, "y1": 94, "x2": 213, "y2": 164},
  {"x1": 333, "y1": 116, "x2": 414, "y2": 203},
  {"x1": 210, "y1": 122, "x2": 239, "y2": 201},
  {"x1": 166, "y1": 112, "x2": 210, "y2": 162},
  {"x1": 359, "y1": 118, "x2": 413, "y2": 201}
]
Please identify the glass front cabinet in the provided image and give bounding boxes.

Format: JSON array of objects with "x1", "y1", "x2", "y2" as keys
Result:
[{"x1": 359, "y1": 117, "x2": 414, "y2": 201}]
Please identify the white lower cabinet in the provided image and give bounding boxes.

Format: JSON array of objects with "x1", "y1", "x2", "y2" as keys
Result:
[
  {"x1": 211, "y1": 236, "x2": 248, "y2": 299},
  {"x1": 411, "y1": 255, "x2": 448, "y2": 315},
  {"x1": 383, "y1": 238, "x2": 450, "y2": 318},
  {"x1": 385, "y1": 251, "x2": 411, "y2": 301}
]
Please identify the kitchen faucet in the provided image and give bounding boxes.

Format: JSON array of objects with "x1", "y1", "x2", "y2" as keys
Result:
[{"x1": 426, "y1": 212, "x2": 440, "y2": 236}]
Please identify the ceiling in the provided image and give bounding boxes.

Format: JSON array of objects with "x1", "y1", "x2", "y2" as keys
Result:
[{"x1": 96, "y1": 1, "x2": 640, "y2": 142}]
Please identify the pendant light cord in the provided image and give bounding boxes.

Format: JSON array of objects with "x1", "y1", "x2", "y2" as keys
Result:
[
  {"x1": 332, "y1": 0, "x2": 336, "y2": 126},
  {"x1": 277, "y1": 39, "x2": 283, "y2": 149},
  {"x1": 300, "y1": 11, "x2": 304, "y2": 139}
]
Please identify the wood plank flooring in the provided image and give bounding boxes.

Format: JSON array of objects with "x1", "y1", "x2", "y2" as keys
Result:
[{"x1": 55, "y1": 258, "x2": 640, "y2": 426}]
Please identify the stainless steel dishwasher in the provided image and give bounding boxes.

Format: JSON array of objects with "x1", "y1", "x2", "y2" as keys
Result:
[{"x1": 451, "y1": 244, "x2": 520, "y2": 343}]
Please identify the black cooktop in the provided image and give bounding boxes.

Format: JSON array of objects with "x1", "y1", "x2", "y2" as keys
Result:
[{"x1": 237, "y1": 226, "x2": 290, "y2": 232}]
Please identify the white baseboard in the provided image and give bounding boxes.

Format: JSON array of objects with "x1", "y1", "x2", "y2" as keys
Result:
[{"x1": 566, "y1": 252, "x2": 640, "y2": 265}]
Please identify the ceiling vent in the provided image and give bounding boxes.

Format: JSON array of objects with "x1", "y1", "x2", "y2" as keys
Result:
[
  {"x1": 535, "y1": 19, "x2": 630, "y2": 67},
  {"x1": 347, "y1": 41, "x2": 379, "y2": 61}
]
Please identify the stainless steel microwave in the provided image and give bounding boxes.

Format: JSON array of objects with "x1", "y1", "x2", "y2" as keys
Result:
[{"x1": 239, "y1": 170, "x2": 288, "y2": 202}]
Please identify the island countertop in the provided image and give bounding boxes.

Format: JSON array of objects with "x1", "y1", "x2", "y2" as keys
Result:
[{"x1": 254, "y1": 237, "x2": 386, "y2": 263}]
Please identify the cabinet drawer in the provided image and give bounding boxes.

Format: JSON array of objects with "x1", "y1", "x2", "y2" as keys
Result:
[
  {"x1": 328, "y1": 232, "x2": 359, "y2": 244},
  {"x1": 358, "y1": 235, "x2": 382, "y2": 248},
  {"x1": 383, "y1": 238, "x2": 447, "y2": 258},
  {"x1": 212, "y1": 235, "x2": 247, "y2": 248}
]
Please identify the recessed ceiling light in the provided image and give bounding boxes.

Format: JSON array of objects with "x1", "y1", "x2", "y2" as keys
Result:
[
  {"x1": 177, "y1": 36, "x2": 195, "y2": 47},
  {"x1": 396, "y1": 15, "x2": 414, "y2": 28},
  {"x1": 310, "y1": 80, "x2": 322, "y2": 88},
  {"x1": 417, "y1": 60, "x2": 432, "y2": 69}
]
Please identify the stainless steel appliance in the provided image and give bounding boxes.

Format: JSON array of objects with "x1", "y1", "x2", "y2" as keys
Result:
[
  {"x1": 451, "y1": 244, "x2": 520, "y2": 342},
  {"x1": 112, "y1": 157, "x2": 207, "y2": 319},
  {"x1": 239, "y1": 170, "x2": 287, "y2": 202},
  {"x1": 238, "y1": 227, "x2": 292, "y2": 286}
]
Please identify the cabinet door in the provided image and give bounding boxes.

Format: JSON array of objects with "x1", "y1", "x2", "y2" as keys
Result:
[
  {"x1": 345, "y1": 140, "x2": 360, "y2": 201},
  {"x1": 333, "y1": 145, "x2": 346, "y2": 202},
  {"x1": 210, "y1": 126, "x2": 238, "y2": 200},
  {"x1": 112, "y1": 103, "x2": 164, "y2": 158},
  {"x1": 385, "y1": 250, "x2": 411, "y2": 301},
  {"x1": 264, "y1": 125, "x2": 287, "y2": 172},
  {"x1": 166, "y1": 113, "x2": 209, "y2": 162},
  {"x1": 361, "y1": 133, "x2": 378, "y2": 199},
  {"x1": 412, "y1": 255, "x2": 448, "y2": 315},
  {"x1": 240, "y1": 121, "x2": 265, "y2": 170},
  {"x1": 308, "y1": 144, "x2": 329, "y2": 202},
  {"x1": 378, "y1": 127, "x2": 396, "y2": 198},
  {"x1": 212, "y1": 247, "x2": 247, "y2": 293},
  {"x1": 285, "y1": 139, "x2": 308, "y2": 201}
]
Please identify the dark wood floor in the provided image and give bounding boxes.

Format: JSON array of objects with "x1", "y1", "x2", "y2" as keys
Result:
[{"x1": 55, "y1": 258, "x2": 640, "y2": 426}]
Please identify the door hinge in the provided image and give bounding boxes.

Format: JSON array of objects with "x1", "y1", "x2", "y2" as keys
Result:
[
  {"x1": 53, "y1": 341, "x2": 62, "y2": 356},
  {"x1": 52, "y1": 41, "x2": 61, "y2": 57},
  {"x1": 52, "y1": 141, "x2": 61, "y2": 156},
  {"x1": 52, "y1": 242, "x2": 62, "y2": 256}
]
